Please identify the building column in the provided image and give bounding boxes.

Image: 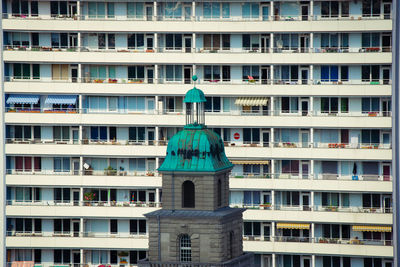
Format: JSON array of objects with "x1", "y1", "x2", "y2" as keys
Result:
[
  {"x1": 79, "y1": 125, "x2": 83, "y2": 144},
  {"x1": 192, "y1": 1, "x2": 196, "y2": 20},
  {"x1": 310, "y1": 32, "x2": 314, "y2": 53},
  {"x1": 80, "y1": 249, "x2": 84, "y2": 265},
  {"x1": 310, "y1": 160, "x2": 314, "y2": 179},
  {"x1": 77, "y1": 32, "x2": 81, "y2": 50},
  {"x1": 156, "y1": 157, "x2": 160, "y2": 169},
  {"x1": 271, "y1": 190, "x2": 275, "y2": 210},
  {"x1": 154, "y1": 33, "x2": 158, "y2": 52},
  {"x1": 155, "y1": 126, "x2": 159, "y2": 144},
  {"x1": 270, "y1": 127, "x2": 274, "y2": 148},
  {"x1": 79, "y1": 156, "x2": 83, "y2": 176},
  {"x1": 309, "y1": 96, "x2": 314, "y2": 115},
  {"x1": 155, "y1": 188, "x2": 160, "y2": 207},
  {"x1": 80, "y1": 217, "x2": 84, "y2": 237},
  {"x1": 192, "y1": 33, "x2": 196, "y2": 53},
  {"x1": 270, "y1": 1, "x2": 274, "y2": 21},
  {"x1": 311, "y1": 191, "x2": 314, "y2": 211},
  {"x1": 79, "y1": 187, "x2": 83, "y2": 203},
  {"x1": 272, "y1": 253, "x2": 276, "y2": 267},
  {"x1": 309, "y1": 65, "x2": 314, "y2": 84},
  {"x1": 155, "y1": 64, "x2": 159, "y2": 84},
  {"x1": 310, "y1": 0, "x2": 314, "y2": 20},
  {"x1": 271, "y1": 221, "x2": 275, "y2": 241},
  {"x1": 271, "y1": 159, "x2": 275, "y2": 179},
  {"x1": 270, "y1": 65, "x2": 274, "y2": 85},
  {"x1": 312, "y1": 254, "x2": 316, "y2": 267},
  {"x1": 78, "y1": 63, "x2": 82, "y2": 83},
  {"x1": 193, "y1": 64, "x2": 197, "y2": 77},
  {"x1": 311, "y1": 222, "x2": 315, "y2": 241},
  {"x1": 153, "y1": 1, "x2": 157, "y2": 20},
  {"x1": 310, "y1": 127, "x2": 314, "y2": 147},
  {"x1": 77, "y1": 1, "x2": 81, "y2": 19},
  {"x1": 270, "y1": 33, "x2": 274, "y2": 53},
  {"x1": 270, "y1": 96, "x2": 274, "y2": 115}
]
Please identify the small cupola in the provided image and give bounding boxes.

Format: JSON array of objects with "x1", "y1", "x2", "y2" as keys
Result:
[{"x1": 183, "y1": 75, "x2": 206, "y2": 128}]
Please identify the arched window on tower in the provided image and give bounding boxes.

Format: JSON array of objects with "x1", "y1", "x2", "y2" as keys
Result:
[
  {"x1": 179, "y1": 234, "x2": 192, "y2": 262},
  {"x1": 229, "y1": 231, "x2": 234, "y2": 259},
  {"x1": 182, "y1": 180, "x2": 195, "y2": 208},
  {"x1": 217, "y1": 179, "x2": 222, "y2": 207}
]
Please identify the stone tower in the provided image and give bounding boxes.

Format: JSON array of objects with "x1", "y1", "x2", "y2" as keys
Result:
[{"x1": 139, "y1": 78, "x2": 253, "y2": 266}]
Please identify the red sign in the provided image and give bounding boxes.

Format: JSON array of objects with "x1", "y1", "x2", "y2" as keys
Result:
[{"x1": 233, "y1": 132, "x2": 240, "y2": 140}]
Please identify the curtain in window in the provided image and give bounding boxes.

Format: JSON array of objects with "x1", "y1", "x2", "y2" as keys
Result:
[
  {"x1": 222, "y1": 3, "x2": 230, "y2": 18},
  {"x1": 322, "y1": 161, "x2": 338, "y2": 174},
  {"x1": 88, "y1": 2, "x2": 97, "y2": 18},
  {"x1": 244, "y1": 191, "x2": 252, "y2": 204},
  {"x1": 321, "y1": 66, "x2": 329, "y2": 81},
  {"x1": 330, "y1": 66, "x2": 339, "y2": 81},
  {"x1": 242, "y1": 3, "x2": 250, "y2": 18}
]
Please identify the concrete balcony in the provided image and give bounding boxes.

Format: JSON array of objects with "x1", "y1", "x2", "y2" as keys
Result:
[
  {"x1": 2, "y1": 16, "x2": 392, "y2": 32},
  {"x1": 4, "y1": 112, "x2": 392, "y2": 128},
  {"x1": 3, "y1": 49, "x2": 392, "y2": 65},
  {"x1": 5, "y1": 142, "x2": 392, "y2": 160},
  {"x1": 243, "y1": 240, "x2": 393, "y2": 257},
  {"x1": 3, "y1": 80, "x2": 392, "y2": 97}
]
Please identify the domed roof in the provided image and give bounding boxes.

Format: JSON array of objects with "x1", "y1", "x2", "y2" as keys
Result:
[
  {"x1": 184, "y1": 87, "x2": 206, "y2": 103},
  {"x1": 158, "y1": 126, "x2": 233, "y2": 173}
]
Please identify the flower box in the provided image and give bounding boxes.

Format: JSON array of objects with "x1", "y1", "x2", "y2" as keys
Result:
[
  {"x1": 368, "y1": 112, "x2": 378, "y2": 117},
  {"x1": 108, "y1": 78, "x2": 118, "y2": 83},
  {"x1": 146, "y1": 49, "x2": 154, "y2": 53}
]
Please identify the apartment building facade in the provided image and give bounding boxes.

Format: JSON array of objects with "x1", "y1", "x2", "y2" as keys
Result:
[{"x1": 1, "y1": 0, "x2": 394, "y2": 266}]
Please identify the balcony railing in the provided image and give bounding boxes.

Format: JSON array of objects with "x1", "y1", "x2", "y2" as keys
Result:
[
  {"x1": 2, "y1": 12, "x2": 392, "y2": 21},
  {"x1": 231, "y1": 204, "x2": 392, "y2": 213},
  {"x1": 6, "y1": 231, "x2": 148, "y2": 238},
  {"x1": 6, "y1": 200, "x2": 161, "y2": 208},
  {"x1": 4, "y1": 75, "x2": 392, "y2": 86}
]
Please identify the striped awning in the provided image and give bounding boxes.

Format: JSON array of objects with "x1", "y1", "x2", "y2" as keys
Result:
[
  {"x1": 6, "y1": 94, "x2": 40, "y2": 105},
  {"x1": 352, "y1": 225, "x2": 392, "y2": 232},
  {"x1": 45, "y1": 95, "x2": 78, "y2": 105},
  {"x1": 277, "y1": 223, "x2": 310, "y2": 230},
  {"x1": 231, "y1": 160, "x2": 269, "y2": 165},
  {"x1": 235, "y1": 97, "x2": 269, "y2": 106}
]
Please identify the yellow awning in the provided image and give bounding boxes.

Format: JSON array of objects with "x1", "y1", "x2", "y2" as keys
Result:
[
  {"x1": 235, "y1": 97, "x2": 269, "y2": 106},
  {"x1": 231, "y1": 160, "x2": 270, "y2": 165},
  {"x1": 277, "y1": 223, "x2": 310, "y2": 230},
  {"x1": 352, "y1": 225, "x2": 392, "y2": 232}
]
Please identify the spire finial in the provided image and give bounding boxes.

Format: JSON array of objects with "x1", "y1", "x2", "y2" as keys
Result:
[{"x1": 192, "y1": 75, "x2": 198, "y2": 86}]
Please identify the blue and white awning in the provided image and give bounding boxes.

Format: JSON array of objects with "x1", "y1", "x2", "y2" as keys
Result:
[
  {"x1": 45, "y1": 95, "x2": 78, "y2": 105},
  {"x1": 6, "y1": 94, "x2": 40, "y2": 104}
]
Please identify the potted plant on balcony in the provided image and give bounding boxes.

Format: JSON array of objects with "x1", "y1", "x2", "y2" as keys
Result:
[
  {"x1": 260, "y1": 203, "x2": 271, "y2": 210},
  {"x1": 84, "y1": 192, "x2": 96, "y2": 206},
  {"x1": 104, "y1": 166, "x2": 117, "y2": 176}
]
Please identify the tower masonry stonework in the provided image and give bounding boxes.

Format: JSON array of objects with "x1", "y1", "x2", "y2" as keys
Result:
[{"x1": 139, "y1": 81, "x2": 253, "y2": 266}]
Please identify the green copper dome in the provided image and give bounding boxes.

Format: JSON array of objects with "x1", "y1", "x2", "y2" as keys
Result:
[
  {"x1": 158, "y1": 127, "x2": 233, "y2": 173},
  {"x1": 183, "y1": 87, "x2": 206, "y2": 103}
]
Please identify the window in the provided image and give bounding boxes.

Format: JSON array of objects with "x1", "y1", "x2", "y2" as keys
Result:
[
  {"x1": 164, "y1": 2, "x2": 182, "y2": 19},
  {"x1": 204, "y1": 34, "x2": 230, "y2": 50},
  {"x1": 364, "y1": 258, "x2": 383, "y2": 267},
  {"x1": 274, "y1": 34, "x2": 299, "y2": 51},
  {"x1": 281, "y1": 160, "x2": 299, "y2": 175},
  {"x1": 362, "y1": 33, "x2": 380, "y2": 48},
  {"x1": 110, "y1": 219, "x2": 118, "y2": 234},
  {"x1": 90, "y1": 66, "x2": 115, "y2": 80},
  {"x1": 203, "y1": 2, "x2": 230, "y2": 19},
  {"x1": 242, "y1": 34, "x2": 260, "y2": 50},
  {"x1": 362, "y1": 0, "x2": 381, "y2": 17},
  {"x1": 242, "y1": 3, "x2": 259, "y2": 19},
  {"x1": 130, "y1": 219, "x2": 147, "y2": 235},
  {"x1": 11, "y1": 32, "x2": 30, "y2": 47},
  {"x1": 321, "y1": 33, "x2": 349, "y2": 49},
  {"x1": 362, "y1": 193, "x2": 381, "y2": 209},
  {"x1": 165, "y1": 34, "x2": 182, "y2": 50},
  {"x1": 204, "y1": 66, "x2": 229, "y2": 82},
  {"x1": 362, "y1": 98, "x2": 380, "y2": 113},
  {"x1": 127, "y1": 2, "x2": 144, "y2": 19},
  {"x1": 362, "y1": 65, "x2": 380, "y2": 82},
  {"x1": 54, "y1": 188, "x2": 70, "y2": 203},
  {"x1": 15, "y1": 218, "x2": 38, "y2": 233},
  {"x1": 127, "y1": 33, "x2": 144, "y2": 49},
  {"x1": 321, "y1": 1, "x2": 349, "y2": 18},
  {"x1": 182, "y1": 180, "x2": 195, "y2": 208},
  {"x1": 12, "y1": 125, "x2": 32, "y2": 141},
  {"x1": 53, "y1": 126, "x2": 70, "y2": 142},
  {"x1": 52, "y1": 64, "x2": 68, "y2": 80},
  {"x1": 91, "y1": 251, "x2": 108, "y2": 264},
  {"x1": 128, "y1": 66, "x2": 145, "y2": 81},
  {"x1": 126, "y1": 97, "x2": 146, "y2": 112},
  {"x1": 88, "y1": 2, "x2": 112, "y2": 19},
  {"x1": 322, "y1": 193, "x2": 340, "y2": 207},
  {"x1": 323, "y1": 256, "x2": 345, "y2": 267},
  {"x1": 242, "y1": 66, "x2": 260, "y2": 81},
  {"x1": 243, "y1": 191, "x2": 260, "y2": 205},
  {"x1": 15, "y1": 156, "x2": 36, "y2": 172},
  {"x1": 282, "y1": 191, "x2": 300, "y2": 206},
  {"x1": 205, "y1": 97, "x2": 221, "y2": 112},
  {"x1": 275, "y1": 65, "x2": 299, "y2": 82},
  {"x1": 128, "y1": 127, "x2": 146, "y2": 142},
  {"x1": 320, "y1": 66, "x2": 340, "y2": 82},
  {"x1": 13, "y1": 64, "x2": 39, "y2": 79},
  {"x1": 15, "y1": 187, "x2": 33, "y2": 202},
  {"x1": 54, "y1": 219, "x2": 70, "y2": 234},
  {"x1": 320, "y1": 97, "x2": 339, "y2": 113},
  {"x1": 243, "y1": 222, "x2": 260, "y2": 236},
  {"x1": 179, "y1": 234, "x2": 192, "y2": 262},
  {"x1": 281, "y1": 97, "x2": 298, "y2": 113},
  {"x1": 34, "y1": 249, "x2": 41, "y2": 263},
  {"x1": 51, "y1": 33, "x2": 68, "y2": 48},
  {"x1": 51, "y1": 1, "x2": 68, "y2": 17},
  {"x1": 165, "y1": 65, "x2": 183, "y2": 82},
  {"x1": 129, "y1": 251, "x2": 147, "y2": 264},
  {"x1": 362, "y1": 130, "x2": 380, "y2": 145},
  {"x1": 54, "y1": 157, "x2": 70, "y2": 172},
  {"x1": 243, "y1": 128, "x2": 260, "y2": 144},
  {"x1": 14, "y1": 249, "x2": 32, "y2": 261}
]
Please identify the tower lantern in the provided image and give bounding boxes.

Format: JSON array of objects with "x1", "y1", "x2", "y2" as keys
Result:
[{"x1": 184, "y1": 75, "x2": 206, "y2": 126}]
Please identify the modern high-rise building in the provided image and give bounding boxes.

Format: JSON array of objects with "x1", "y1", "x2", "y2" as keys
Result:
[{"x1": 1, "y1": 0, "x2": 394, "y2": 266}]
